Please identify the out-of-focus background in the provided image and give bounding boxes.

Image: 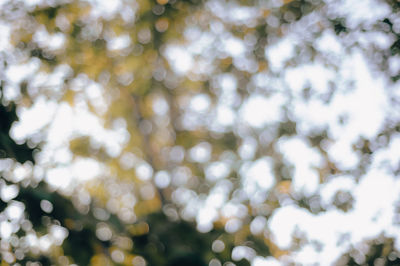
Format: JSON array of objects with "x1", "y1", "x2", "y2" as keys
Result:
[{"x1": 0, "y1": 0, "x2": 400, "y2": 265}]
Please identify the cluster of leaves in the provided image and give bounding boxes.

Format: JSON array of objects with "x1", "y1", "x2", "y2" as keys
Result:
[{"x1": 1, "y1": 0, "x2": 400, "y2": 265}]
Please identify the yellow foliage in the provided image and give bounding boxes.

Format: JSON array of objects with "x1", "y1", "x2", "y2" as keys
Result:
[
  {"x1": 85, "y1": 181, "x2": 109, "y2": 205},
  {"x1": 63, "y1": 89, "x2": 76, "y2": 106},
  {"x1": 157, "y1": 0, "x2": 169, "y2": 5},
  {"x1": 234, "y1": 225, "x2": 251, "y2": 244},
  {"x1": 262, "y1": 9, "x2": 271, "y2": 18},
  {"x1": 90, "y1": 254, "x2": 112, "y2": 266},
  {"x1": 264, "y1": 237, "x2": 290, "y2": 258},
  {"x1": 1, "y1": 261, "x2": 10, "y2": 266},
  {"x1": 136, "y1": 0, "x2": 152, "y2": 15},
  {"x1": 134, "y1": 197, "x2": 161, "y2": 216},
  {"x1": 69, "y1": 136, "x2": 92, "y2": 157},
  {"x1": 277, "y1": 180, "x2": 292, "y2": 194},
  {"x1": 283, "y1": 0, "x2": 296, "y2": 4},
  {"x1": 127, "y1": 222, "x2": 150, "y2": 236}
]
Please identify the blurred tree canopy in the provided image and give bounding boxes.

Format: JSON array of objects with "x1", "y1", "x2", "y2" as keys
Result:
[{"x1": 1, "y1": 0, "x2": 400, "y2": 265}]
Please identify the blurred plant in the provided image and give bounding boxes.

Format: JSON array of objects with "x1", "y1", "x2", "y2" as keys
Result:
[{"x1": 1, "y1": 0, "x2": 400, "y2": 265}]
